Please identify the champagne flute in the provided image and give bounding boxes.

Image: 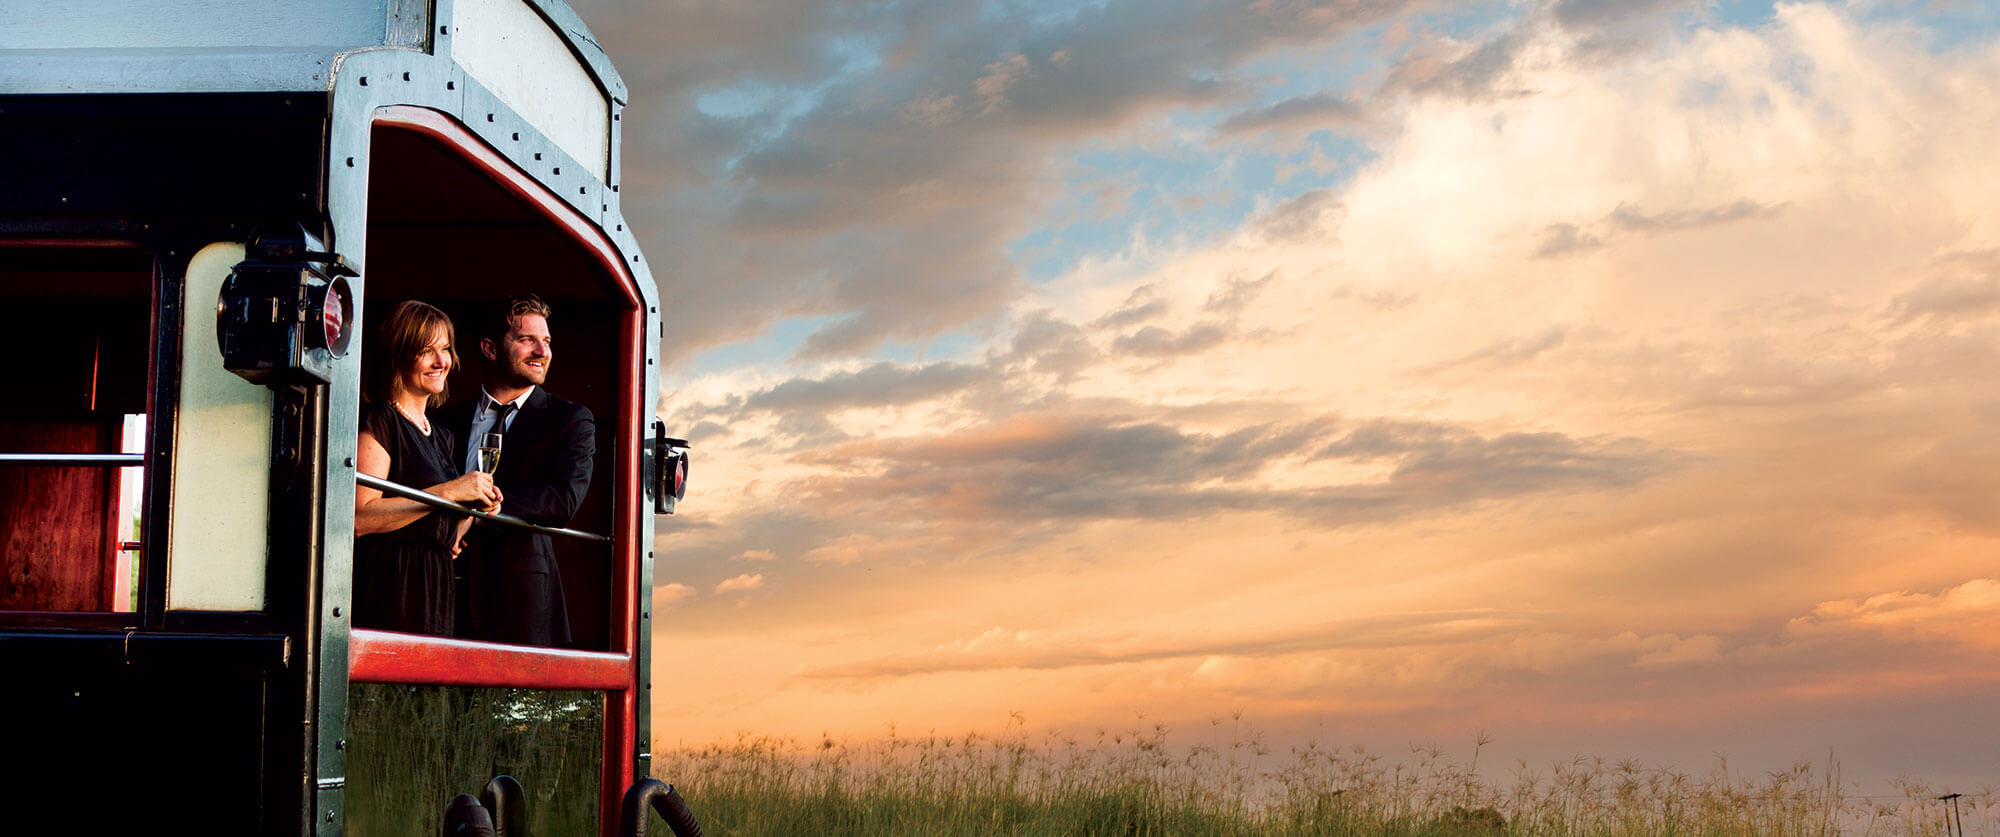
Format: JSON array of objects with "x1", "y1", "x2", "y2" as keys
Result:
[{"x1": 477, "y1": 431, "x2": 503, "y2": 476}]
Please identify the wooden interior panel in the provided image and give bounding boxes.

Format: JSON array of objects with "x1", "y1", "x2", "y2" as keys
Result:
[
  {"x1": 0, "y1": 246, "x2": 151, "y2": 613},
  {"x1": 0, "y1": 420, "x2": 121, "y2": 611}
]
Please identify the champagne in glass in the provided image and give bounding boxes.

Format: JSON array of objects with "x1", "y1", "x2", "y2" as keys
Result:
[{"x1": 477, "y1": 431, "x2": 503, "y2": 475}]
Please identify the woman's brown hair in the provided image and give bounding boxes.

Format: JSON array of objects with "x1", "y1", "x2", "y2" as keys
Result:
[{"x1": 363, "y1": 300, "x2": 457, "y2": 407}]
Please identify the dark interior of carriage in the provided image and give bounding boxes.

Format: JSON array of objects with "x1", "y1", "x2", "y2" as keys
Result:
[
  {"x1": 0, "y1": 244, "x2": 151, "y2": 615},
  {"x1": 362, "y1": 120, "x2": 633, "y2": 652}
]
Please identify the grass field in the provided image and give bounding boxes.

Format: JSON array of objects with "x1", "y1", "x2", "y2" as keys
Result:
[{"x1": 653, "y1": 717, "x2": 1991, "y2": 836}]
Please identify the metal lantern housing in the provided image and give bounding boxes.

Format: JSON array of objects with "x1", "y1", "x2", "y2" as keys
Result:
[{"x1": 217, "y1": 223, "x2": 356, "y2": 386}]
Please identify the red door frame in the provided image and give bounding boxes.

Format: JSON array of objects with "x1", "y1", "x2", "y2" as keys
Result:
[{"x1": 349, "y1": 105, "x2": 647, "y2": 832}]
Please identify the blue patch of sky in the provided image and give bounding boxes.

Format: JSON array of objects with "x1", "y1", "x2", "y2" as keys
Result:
[
  {"x1": 1008, "y1": 124, "x2": 1369, "y2": 284},
  {"x1": 1708, "y1": 0, "x2": 1776, "y2": 30},
  {"x1": 979, "y1": 0, "x2": 1109, "y2": 28},
  {"x1": 694, "y1": 33, "x2": 891, "y2": 169},
  {"x1": 684, "y1": 314, "x2": 841, "y2": 377},
  {"x1": 1004, "y1": 4, "x2": 1443, "y2": 286},
  {"x1": 872, "y1": 331, "x2": 985, "y2": 365},
  {"x1": 1853, "y1": 0, "x2": 2000, "y2": 52}
]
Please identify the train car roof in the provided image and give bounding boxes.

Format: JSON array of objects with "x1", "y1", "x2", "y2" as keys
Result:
[{"x1": 0, "y1": 0, "x2": 625, "y2": 103}]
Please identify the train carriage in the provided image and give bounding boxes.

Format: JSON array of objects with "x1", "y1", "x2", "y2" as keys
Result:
[{"x1": 0, "y1": 2, "x2": 691, "y2": 834}]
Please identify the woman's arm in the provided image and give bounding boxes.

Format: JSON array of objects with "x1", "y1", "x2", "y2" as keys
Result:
[{"x1": 355, "y1": 429, "x2": 503, "y2": 536}]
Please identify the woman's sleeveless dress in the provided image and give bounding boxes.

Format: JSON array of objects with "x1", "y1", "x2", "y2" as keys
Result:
[{"x1": 353, "y1": 401, "x2": 461, "y2": 635}]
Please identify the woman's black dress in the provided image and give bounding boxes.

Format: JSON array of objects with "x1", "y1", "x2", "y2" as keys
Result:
[{"x1": 353, "y1": 401, "x2": 461, "y2": 635}]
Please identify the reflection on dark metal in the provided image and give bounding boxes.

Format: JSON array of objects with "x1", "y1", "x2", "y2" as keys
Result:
[
  {"x1": 481, "y1": 774, "x2": 526, "y2": 837},
  {"x1": 443, "y1": 793, "x2": 497, "y2": 837},
  {"x1": 618, "y1": 779, "x2": 705, "y2": 837},
  {"x1": 357, "y1": 472, "x2": 610, "y2": 542}
]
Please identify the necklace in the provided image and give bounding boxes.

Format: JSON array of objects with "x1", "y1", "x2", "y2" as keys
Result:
[{"x1": 391, "y1": 399, "x2": 431, "y2": 435}]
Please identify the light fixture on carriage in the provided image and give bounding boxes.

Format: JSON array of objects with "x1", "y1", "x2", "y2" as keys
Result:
[
  {"x1": 652, "y1": 421, "x2": 690, "y2": 515},
  {"x1": 217, "y1": 221, "x2": 357, "y2": 386}
]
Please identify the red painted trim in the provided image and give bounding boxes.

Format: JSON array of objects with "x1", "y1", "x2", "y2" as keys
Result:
[
  {"x1": 369, "y1": 106, "x2": 643, "y2": 308},
  {"x1": 348, "y1": 629, "x2": 631, "y2": 690}
]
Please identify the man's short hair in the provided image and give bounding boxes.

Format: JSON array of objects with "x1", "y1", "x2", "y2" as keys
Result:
[{"x1": 485, "y1": 294, "x2": 553, "y2": 342}]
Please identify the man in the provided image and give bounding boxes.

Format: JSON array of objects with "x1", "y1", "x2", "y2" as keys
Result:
[{"x1": 444, "y1": 294, "x2": 593, "y2": 647}]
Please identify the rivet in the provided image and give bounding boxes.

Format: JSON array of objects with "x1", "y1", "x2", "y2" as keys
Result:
[
  {"x1": 439, "y1": 24, "x2": 448, "y2": 34},
  {"x1": 401, "y1": 72, "x2": 410, "y2": 82},
  {"x1": 359, "y1": 77, "x2": 368, "y2": 86},
  {"x1": 487, "y1": 113, "x2": 495, "y2": 122},
  {"x1": 612, "y1": 185, "x2": 619, "y2": 192},
  {"x1": 326, "y1": 812, "x2": 335, "y2": 823},
  {"x1": 534, "y1": 152, "x2": 541, "y2": 161},
  {"x1": 512, "y1": 132, "x2": 520, "y2": 141},
  {"x1": 553, "y1": 167, "x2": 561, "y2": 175},
  {"x1": 447, "y1": 80, "x2": 456, "y2": 90},
  {"x1": 579, "y1": 187, "x2": 586, "y2": 195},
  {"x1": 336, "y1": 739, "x2": 347, "y2": 750},
  {"x1": 332, "y1": 606, "x2": 342, "y2": 617},
  {"x1": 616, "y1": 224, "x2": 623, "y2": 231},
  {"x1": 345, "y1": 157, "x2": 355, "y2": 167},
  {"x1": 344, "y1": 457, "x2": 354, "y2": 467}
]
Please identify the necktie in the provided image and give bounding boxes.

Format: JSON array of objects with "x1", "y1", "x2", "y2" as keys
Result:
[{"x1": 490, "y1": 400, "x2": 517, "y2": 433}]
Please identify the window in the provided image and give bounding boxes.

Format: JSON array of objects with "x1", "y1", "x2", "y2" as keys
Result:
[{"x1": 0, "y1": 243, "x2": 153, "y2": 615}]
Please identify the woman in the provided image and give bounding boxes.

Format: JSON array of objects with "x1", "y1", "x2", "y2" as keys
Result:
[{"x1": 353, "y1": 300, "x2": 502, "y2": 635}]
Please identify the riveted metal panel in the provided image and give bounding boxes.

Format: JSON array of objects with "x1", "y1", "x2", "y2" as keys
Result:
[
  {"x1": 0, "y1": 0, "x2": 391, "y2": 51},
  {"x1": 449, "y1": 0, "x2": 608, "y2": 180}
]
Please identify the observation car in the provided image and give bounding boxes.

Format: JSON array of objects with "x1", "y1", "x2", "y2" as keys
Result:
[{"x1": 0, "y1": 1, "x2": 695, "y2": 834}]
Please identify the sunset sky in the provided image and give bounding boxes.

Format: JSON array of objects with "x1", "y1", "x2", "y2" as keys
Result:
[{"x1": 575, "y1": 0, "x2": 2000, "y2": 790}]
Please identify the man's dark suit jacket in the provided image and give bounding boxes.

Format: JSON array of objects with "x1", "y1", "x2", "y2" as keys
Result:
[{"x1": 442, "y1": 387, "x2": 594, "y2": 647}]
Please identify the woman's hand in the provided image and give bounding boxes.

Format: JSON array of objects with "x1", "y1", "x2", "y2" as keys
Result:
[{"x1": 437, "y1": 471, "x2": 503, "y2": 509}]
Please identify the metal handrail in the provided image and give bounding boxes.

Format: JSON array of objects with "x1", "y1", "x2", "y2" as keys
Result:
[
  {"x1": 0, "y1": 453, "x2": 144, "y2": 466},
  {"x1": 356, "y1": 472, "x2": 609, "y2": 543}
]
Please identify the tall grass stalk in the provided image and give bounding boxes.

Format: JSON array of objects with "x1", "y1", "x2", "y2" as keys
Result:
[{"x1": 653, "y1": 718, "x2": 1993, "y2": 836}]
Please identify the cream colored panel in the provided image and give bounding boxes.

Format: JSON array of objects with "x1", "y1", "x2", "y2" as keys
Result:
[
  {"x1": 169, "y1": 242, "x2": 271, "y2": 611},
  {"x1": 451, "y1": 0, "x2": 610, "y2": 179}
]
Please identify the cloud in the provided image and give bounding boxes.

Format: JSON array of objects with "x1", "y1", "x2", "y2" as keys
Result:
[
  {"x1": 1092, "y1": 284, "x2": 1171, "y2": 329},
  {"x1": 715, "y1": 573, "x2": 766, "y2": 594},
  {"x1": 1215, "y1": 92, "x2": 1366, "y2": 138},
  {"x1": 1533, "y1": 222, "x2": 1604, "y2": 258},
  {"x1": 1413, "y1": 327, "x2": 1567, "y2": 376},
  {"x1": 1537, "y1": 201, "x2": 1780, "y2": 258},
  {"x1": 730, "y1": 549, "x2": 776, "y2": 562},
  {"x1": 805, "y1": 609, "x2": 1537, "y2": 679},
  {"x1": 1607, "y1": 200, "x2": 1782, "y2": 233},
  {"x1": 1252, "y1": 190, "x2": 1341, "y2": 240},
  {"x1": 1887, "y1": 251, "x2": 2000, "y2": 325},
  {"x1": 785, "y1": 415, "x2": 1678, "y2": 529},
  {"x1": 1384, "y1": 29, "x2": 1533, "y2": 101},
  {"x1": 1203, "y1": 271, "x2": 1277, "y2": 316},
  {"x1": 741, "y1": 361, "x2": 991, "y2": 415},
  {"x1": 591, "y1": 0, "x2": 1421, "y2": 362},
  {"x1": 1787, "y1": 579, "x2": 2000, "y2": 648},
  {"x1": 1111, "y1": 322, "x2": 1230, "y2": 358},
  {"x1": 657, "y1": 583, "x2": 697, "y2": 607}
]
